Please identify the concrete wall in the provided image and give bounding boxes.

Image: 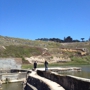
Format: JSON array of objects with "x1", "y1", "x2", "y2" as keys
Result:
[
  {"x1": 0, "y1": 69, "x2": 28, "y2": 83},
  {"x1": 25, "y1": 76, "x2": 51, "y2": 90},
  {"x1": 0, "y1": 58, "x2": 22, "y2": 69},
  {"x1": 37, "y1": 70, "x2": 90, "y2": 90}
]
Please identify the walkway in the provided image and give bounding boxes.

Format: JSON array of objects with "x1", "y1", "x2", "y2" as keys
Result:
[{"x1": 28, "y1": 71, "x2": 65, "y2": 90}]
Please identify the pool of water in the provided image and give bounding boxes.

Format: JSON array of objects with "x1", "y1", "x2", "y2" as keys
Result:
[
  {"x1": 2, "y1": 82, "x2": 23, "y2": 90},
  {"x1": 59, "y1": 65, "x2": 90, "y2": 79}
]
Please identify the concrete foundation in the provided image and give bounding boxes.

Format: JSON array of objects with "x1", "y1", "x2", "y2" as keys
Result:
[{"x1": 0, "y1": 69, "x2": 29, "y2": 83}]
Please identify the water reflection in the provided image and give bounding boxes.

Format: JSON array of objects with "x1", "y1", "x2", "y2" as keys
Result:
[{"x1": 2, "y1": 82, "x2": 23, "y2": 90}]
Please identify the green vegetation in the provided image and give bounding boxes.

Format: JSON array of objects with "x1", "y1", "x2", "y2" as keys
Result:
[
  {"x1": 22, "y1": 64, "x2": 45, "y2": 69},
  {"x1": 0, "y1": 45, "x2": 42, "y2": 57},
  {"x1": 0, "y1": 35, "x2": 90, "y2": 67},
  {"x1": 22, "y1": 64, "x2": 33, "y2": 69},
  {"x1": 72, "y1": 56, "x2": 90, "y2": 64},
  {"x1": 22, "y1": 61, "x2": 90, "y2": 69}
]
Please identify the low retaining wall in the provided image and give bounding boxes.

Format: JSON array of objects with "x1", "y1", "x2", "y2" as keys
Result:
[{"x1": 37, "y1": 70, "x2": 90, "y2": 90}]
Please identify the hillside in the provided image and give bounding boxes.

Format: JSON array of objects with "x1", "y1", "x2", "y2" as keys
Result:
[{"x1": 0, "y1": 35, "x2": 90, "y2": 64}]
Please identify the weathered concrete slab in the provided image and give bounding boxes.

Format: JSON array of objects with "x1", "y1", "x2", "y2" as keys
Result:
[{"x1": 37, "y1": 67, "x2": 81, "y2": 72}]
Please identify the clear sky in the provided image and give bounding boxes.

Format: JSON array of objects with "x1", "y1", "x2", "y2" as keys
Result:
[{"x1": 0, "y1": 0, "x2": 90, "y2": 40}]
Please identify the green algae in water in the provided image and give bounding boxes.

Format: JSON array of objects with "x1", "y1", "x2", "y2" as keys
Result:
[{"x1": 2, "y1": 82, "x2": 23, "y2": 90}]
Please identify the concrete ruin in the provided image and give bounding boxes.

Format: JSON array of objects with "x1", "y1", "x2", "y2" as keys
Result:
[
  {"x1": 0, "y1": 58, "x2": 22, "y2": 69},
  {"x1": 0, "y1": 58, "x2": 27, "y2": 84},
  {"x1": 24, "y1": 70, "x2": 90, "y2": 90}
]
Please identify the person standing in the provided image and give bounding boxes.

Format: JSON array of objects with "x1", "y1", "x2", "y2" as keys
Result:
[
  {"x1": 33, "y1": 61, "x2": 37, "y2": 71},
  {"x1": 44, "y1": 60, "x2": 48, "y2": 71}
]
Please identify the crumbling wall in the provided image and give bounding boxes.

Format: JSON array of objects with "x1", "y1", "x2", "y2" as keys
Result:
[{"x1": 0, "y1": 58, "x2": 22, "y2": 69}]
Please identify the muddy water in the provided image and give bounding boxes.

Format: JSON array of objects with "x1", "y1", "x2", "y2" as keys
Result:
[{"x1": 2, "y1": 82, "x2": 23, "y2": 90}]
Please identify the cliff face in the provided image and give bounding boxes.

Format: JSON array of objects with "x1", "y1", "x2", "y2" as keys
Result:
[{"x1": 0, "y1": 35, "x2": 90, "y2": 64}]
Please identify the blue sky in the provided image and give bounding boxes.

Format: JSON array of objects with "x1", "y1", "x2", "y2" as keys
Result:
[{"x1": 0, "y1": 0, "x2": 90, "y2": 40}]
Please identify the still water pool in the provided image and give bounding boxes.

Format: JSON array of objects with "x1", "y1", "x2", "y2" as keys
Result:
[
  {"x1": 59, "y1": 65, "x2": 90, "y2": 79},
  {"x1": 2, "y1": 82, "x2": 23, "y2": 90}
]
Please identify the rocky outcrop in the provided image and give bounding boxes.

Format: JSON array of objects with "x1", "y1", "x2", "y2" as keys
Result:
[
  {"x1": 25, "y1": 56, "x2": 71, "y2": 64},
  {"x1": 61, "y1": 48, "x2": 87, "y2": 56}
]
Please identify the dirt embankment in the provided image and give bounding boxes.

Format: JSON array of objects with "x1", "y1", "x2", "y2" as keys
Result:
[
  {"x1": 25, "y1": 48, "x2": 87, "y2": 64},
  {"x1": 25, "y1": 55, "x2": 71, "y2": 64}
]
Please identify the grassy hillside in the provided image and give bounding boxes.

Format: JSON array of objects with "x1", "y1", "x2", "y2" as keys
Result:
[{"x1": 0, "y1": 35, "x2": 90, "y2": 65}]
